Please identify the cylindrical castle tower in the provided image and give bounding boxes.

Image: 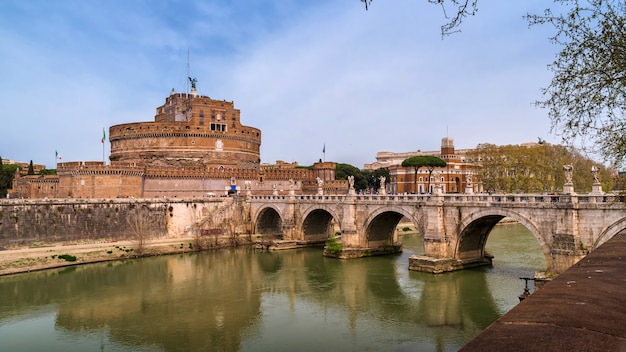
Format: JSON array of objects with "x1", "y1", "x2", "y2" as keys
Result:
[{"x1": 109, "y1": 92, "x2": 261, "y2": 169}]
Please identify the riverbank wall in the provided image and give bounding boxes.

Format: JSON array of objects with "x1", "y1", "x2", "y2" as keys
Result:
[{"x1": 0, "y1": 198, "x2": 241, "y2": 248}]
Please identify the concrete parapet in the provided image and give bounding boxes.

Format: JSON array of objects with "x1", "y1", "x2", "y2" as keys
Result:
[{"x1": 461, "y1": 232, "x2": 626, "y2": 351}]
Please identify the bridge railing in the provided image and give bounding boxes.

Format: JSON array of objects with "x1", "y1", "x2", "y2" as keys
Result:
[{"x1": 248, "y1": 193, "x2": 625, "y2": 205}]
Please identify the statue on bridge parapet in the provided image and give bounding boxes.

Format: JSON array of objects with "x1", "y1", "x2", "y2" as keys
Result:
[
  {"x1": 316, "y1": 177, "x2": 324, "y2": 195},
  {"x1": 465, "y1": 171, "x2": 474, "y2": 194},
  {"x1": 378, "y1": 176, "x2": 386, "y2": 195},
  {"x1": 348, "y1": 175, "x2": 356, "y2": 195},
  {"x1": 564, "y1": 164, "x2": 573, "y2": 184},
  {"x1": 590, "y1": 166, "x2": 604, "y2": 194},
  {"x1": 563, "y1": 164, "x2": 575, "y2": 194},
  {"x1": 244, "y1": 180, "x2": 252, "y2": 196},
  {"x1": 288, "y1": 178, "x2": 296, "y2": 196},
  {"x1": 432, "y1": 171, "x2": 443, "y2": 195},
  {"x1": 591, "y1": 166, "x2": 600, "y2": 184}
]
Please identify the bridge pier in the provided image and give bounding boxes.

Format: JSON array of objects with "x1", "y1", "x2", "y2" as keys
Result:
[{"x1": 408, "y1": 255, "x2": 493, "y2": 274}]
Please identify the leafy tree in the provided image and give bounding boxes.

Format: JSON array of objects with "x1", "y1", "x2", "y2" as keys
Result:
[
  {"x1": 0, "y1": 156, "x2": 4, "y2": 197},
  {"x1": 371, "y1": 167, "x2": 390, "y2": 192},
  {"x1": 27, "y1": 160, "x2": 34, "y2": 175},
  {"x1": 335, "y1": 164, "x2": 388, "y2": 193},
  {"x1": 0, "y1": 158, "x2": 20, "y2": 198},
  {"x1": 39, "y1": 169, "x2": 57, "y2": 175},
  {"x1": 401, "y1": 155, "x2": 446, "y2": 193},
  {"x1": 335, "y1": 163, "x2": 361, "y2": 181},
  {"x1": 335, "y1": 163, "x2": 368, "y2": 191},
  {"x1": 527, "y1": 0, "x2": 626, "y2": 167},
  {"x1": 467, "y1": 143, "x2": 613, "y2": 193},
  {"x1": 362, "y1": 168, "x2": 391, "y2": 193},
  {"x1": 361, "y1": 0, "x2": 626, "y2": 166}
]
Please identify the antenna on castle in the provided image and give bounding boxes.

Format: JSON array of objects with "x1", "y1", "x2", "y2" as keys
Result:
[{"x1": 186, "y1": 49, "x2": 190, "y2": 94}]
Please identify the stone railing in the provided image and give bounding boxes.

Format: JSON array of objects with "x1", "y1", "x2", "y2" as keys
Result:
[{"x1": 249, "y1": 193, "x2": 626, "y2": 205}]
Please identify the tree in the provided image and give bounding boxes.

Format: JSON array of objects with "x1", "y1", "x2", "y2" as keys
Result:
[
  {"x1": 0, "y1": 157, "x2": 20, "y2": 198},
  {"x1": 335, "y1": 163, "x2": 368, "y2": 191},
  {"x1": 466, "y1": 143, "x2": 613, "y2": 193},
  {"x1": 401, "y1": 155, "x2": 446, "y2": 193},
  {"x1": 360, "y1": 0, "x2": 477, "y2": 35},
  {"x1": 27, "y1": 160, "x2": 34, "y2": 175},
  {"x1": 0, "y1": 156, "x2": 5, "y2": 198},
  {"x1": 371, "y1": 167, "x2": 390, "y2": 192},
  {"x1": 361, "y1": 1, "x2": 626, "y2": 166},
  {"x1": 39, "y1": 169, "x2": 57, "y2": 175},
  {"x1": 527, "y1": 0, "x2": 626, "y2": 168}
]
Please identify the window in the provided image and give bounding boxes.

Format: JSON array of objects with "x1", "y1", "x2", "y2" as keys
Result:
[
  {"x1": 211, "y1": 111, "x2": 215, "y2": 120},
  {"x1": 210, "y1": 123, "x2": 227, "y2": 132}
]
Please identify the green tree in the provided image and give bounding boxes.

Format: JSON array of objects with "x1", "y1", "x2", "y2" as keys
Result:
[
  {"x1": 362, "y1": 1, "x2": 626, "y2": 165},
  {"x1": 0, "y1": 157, "x2": 20, "y2": 198},
  {"x1": 39, "y1": 169, "x2": 57, "y2": 175},
  {"x1": 467, "y1": 143, "x2": 613, "y2": 193},
  {"x1": 27, "y1": 160, "x2": 34, "y2": 175},
  {"x1": 528, "y1": 0, "x2": 626, "y2": 167},
  {"x1": 362, "y1": 168, "x2": 390, "y2": 193},
  {"x1": 0, "y1": 156, "x2": 5, "y2": 197},
  {"x1": 371, "y1": 167, "x2": 390, "y2": 192},
  {"x1": 401, "y1": 155, "x2": 447, "y2": 193},
  {"x1": 335, "y1": 163, "x2": 368, "y2": 191}
]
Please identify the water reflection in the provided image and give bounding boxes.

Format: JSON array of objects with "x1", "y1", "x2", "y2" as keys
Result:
[{"x1": 0, "y1": 223, "x2": 545, "y2": 351}]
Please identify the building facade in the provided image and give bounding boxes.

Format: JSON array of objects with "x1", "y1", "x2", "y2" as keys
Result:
[{"x1": 365, "y1": 137, "x2": 482, "y2": 194}]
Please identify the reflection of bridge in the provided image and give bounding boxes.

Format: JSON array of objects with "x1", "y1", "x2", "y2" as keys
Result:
[{"x1": 249, "y1": 193, "x2": 626, "y2": 274}]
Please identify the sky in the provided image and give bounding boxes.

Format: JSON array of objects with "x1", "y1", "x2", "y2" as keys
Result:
[{"x1": 0, "y1": 0, "x2": 561, "y2": 169}]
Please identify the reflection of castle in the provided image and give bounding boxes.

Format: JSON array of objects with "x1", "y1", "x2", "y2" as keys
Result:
[{"x1": 12, "y1": 90, "x2": 345, "y2": 198}]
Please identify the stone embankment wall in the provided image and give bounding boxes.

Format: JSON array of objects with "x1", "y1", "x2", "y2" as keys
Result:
[{"x1": 0, "y1": 198, "x2": 239, "y2": 247}]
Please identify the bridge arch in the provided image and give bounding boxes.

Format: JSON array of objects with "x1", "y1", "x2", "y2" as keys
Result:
[
  {"x1": 253, "y1": 205, "x2": 284, "y2": 238},
  {"x1": 299, "y1": 206, "x2": 341, "y2": 242},
  {"x1": 456, "y1": 208, "x2": 550, "y2": 265},
  {"x1": 594, "y1": 216, "x2": 626, "y2": 248},
  {"x1": 363, "y1": 207, "x2": 419, "y2": 248}
]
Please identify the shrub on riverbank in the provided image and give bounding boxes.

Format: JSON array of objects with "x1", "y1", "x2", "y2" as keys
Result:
[{"x1": 58, "y1": 254, "x2": 77, "y2": 262}]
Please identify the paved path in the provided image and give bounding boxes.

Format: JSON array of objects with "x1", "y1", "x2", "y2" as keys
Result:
[{"x1": 461, "y1": 232, "x2": 626, "y2": 351}]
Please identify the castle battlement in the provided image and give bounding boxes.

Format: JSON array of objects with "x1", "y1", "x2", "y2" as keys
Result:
[{"x1": 15, "y1": 89, "x2": 343, "y2": 199}]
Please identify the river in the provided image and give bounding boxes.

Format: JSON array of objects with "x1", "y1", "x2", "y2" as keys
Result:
[{"x1": 0, "y1": 223, "x2": 545, "y2": 351}]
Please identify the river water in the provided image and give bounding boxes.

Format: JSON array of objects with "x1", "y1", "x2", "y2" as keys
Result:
[{"x1": 0, "y1": 223, "x2": 545, "y2": 351}]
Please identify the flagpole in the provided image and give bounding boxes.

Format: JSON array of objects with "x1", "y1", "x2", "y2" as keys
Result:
[{"x1": 102, "y1": 128, "x2": 106, "y2": 165}]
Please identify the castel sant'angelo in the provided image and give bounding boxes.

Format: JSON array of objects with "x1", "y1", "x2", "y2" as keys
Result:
[{"x1": 12, "y1": 82, "x2": 345, "y2": 199}]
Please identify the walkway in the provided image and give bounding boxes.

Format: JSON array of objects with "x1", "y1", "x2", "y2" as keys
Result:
[{"x1": 461, "y1": 231, "x2": 626, "y2": 351}]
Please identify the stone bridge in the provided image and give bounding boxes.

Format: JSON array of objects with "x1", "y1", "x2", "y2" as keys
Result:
[{"x1": 248, "y1": 192, "x2": 626, "y2": 275}]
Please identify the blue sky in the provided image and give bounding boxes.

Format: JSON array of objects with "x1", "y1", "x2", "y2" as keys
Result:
[{"x1": 0, "y1": 0, "x2": 559, "y2": 169}]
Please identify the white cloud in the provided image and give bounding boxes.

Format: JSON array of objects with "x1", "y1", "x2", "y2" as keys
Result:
[{"x1": 0, "y1": 0, "x2": 562, "y2": 168}]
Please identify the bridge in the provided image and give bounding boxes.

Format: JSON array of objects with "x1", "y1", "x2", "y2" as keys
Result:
[{"x1": 247, "y1": 191, "x2": 626, "y2": 275}]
